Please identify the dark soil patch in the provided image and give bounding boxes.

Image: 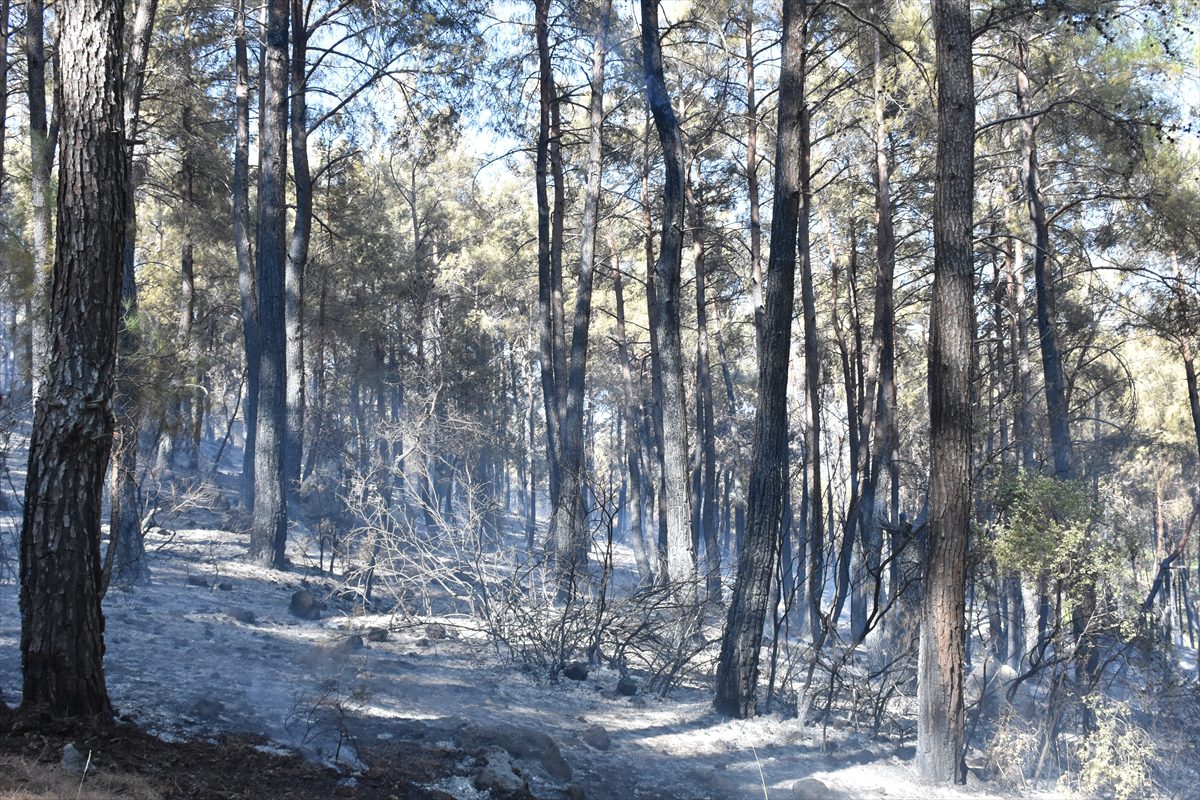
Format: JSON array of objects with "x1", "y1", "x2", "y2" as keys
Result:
[{"x1": 0, "y1": 707, "x2": 474, "y2": 799}]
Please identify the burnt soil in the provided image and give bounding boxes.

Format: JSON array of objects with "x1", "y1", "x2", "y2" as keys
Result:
[{"x1": 0, "y1": 707, "x2": 507, "y2": 799}]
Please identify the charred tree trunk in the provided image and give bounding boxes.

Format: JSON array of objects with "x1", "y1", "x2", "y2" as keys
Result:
[
  {"x1": 917, "y1": 0, "x2": 974, "y2": 782},
  {"x1": 108, "y1": 0, "x2": 159, "y2": 590},
  {"x1": 1016, "y1": 37, "x2": 1096, "y2": 684},
  {"x1": 798, "y1": 98, "x2": 821, "y2": 648},
  {"x1": 248, "y1": 0, "x2": 290, "y2": 569},
  {"x1": 614, "y1": 257, "x2": 654, "y2": 582},
  {"x1": 20, "y1": 0, "x2": 126, "y2": 716},
  {"x1": 284, "y1": 0, "x2": 310, "y2": 490},
  {"x1": 534, "y1": 0, "x2": 564, "y2": 520},
  {"x1": 641, "y1": 0, "x2": 695, "y2": 596},
  {"x1": 714, "y1": 0, "x2": 805, "y2": 719},
  {"x1": 235, "y1": 0, "x2": 258, "y2": 512},
  {"x1": 25, "y1": 0, "x2": 52, "y2": 395},
  {"x1": 550, "y1": 0, "x2": 610, "y2": 590},
  {"x1": 743, "y1": 0, "x2": 763, "y2": 353},
  {"x1": 854, "y1": 17, "x2": 898, "y2": 641},
  {"x1": 689, "y1": 189, "x2": 720, "y2": 601}
]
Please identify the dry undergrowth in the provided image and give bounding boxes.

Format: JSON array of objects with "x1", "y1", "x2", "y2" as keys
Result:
[{"x1": 0, "y1": 755, "x2": 161, "y2": 800}]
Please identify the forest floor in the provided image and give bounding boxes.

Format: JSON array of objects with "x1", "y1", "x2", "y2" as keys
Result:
[{"x1": 0, "y1": 441, "x2": 1077, "y2": 799}]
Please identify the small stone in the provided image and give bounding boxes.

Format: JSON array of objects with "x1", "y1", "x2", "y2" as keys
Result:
[
  {"x1": 472, "y1": 748, "x2": 527, "y2": 796},
  {"x1": 186, "y1": 575, "x2": 209, "y2": 588},
  {"x1": 61, "y1": 743, "x2": 87, "y2": 773},
  {"x1": 227, "y1": 608, "x2": 256, "y2": 625},
  {"x1": 581, "y1": 724, "x2": 610, "y2": 751},
  {"x1": 289, "y1": 589, "x2": 322, "y2": 620},
  {"x1": 425, "y1": 622, "x2": 448, "y2": 640},
  {"x1": 563, "y1": 662, "x2": 589, "y2": 681},
  {"x1": 616, "y1": 675, "x2": 638, "y2": 696},
  {"x1": 790, "y1": 777, "x2": 842, "y2": 799},
  {"x1": 217, "y1": 582, "x2": 234, "y2": 591},
  {"x1": 332, "y1": 634, "x2": 365, "y2": 654}
]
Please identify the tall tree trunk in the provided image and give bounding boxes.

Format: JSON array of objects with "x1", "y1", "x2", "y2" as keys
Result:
[
  {"x1": 854, "y1": 17, "x2": 898, "y2": 640},
  {"x1": 25, "y1": 0, "x2": 52, "y2": 395},
  {"x1": 743, "y1": 0, "x2": 763, "y2": 352},
  {"x1": 714, "y1": 0, "x2": 805, "y2": 719},
  {"x1": 235, "y1": 0, "x2": 258, "y2": 512},
  {"x1": 641, "y1": 0, "x2": 695, "y2": 595},
  {"x1": 1016, "y1": 36, "x2": 1096, "y2": 684},
  {"x1": 285, "y1": 0, "x2": 310, "y2": 490},
  {"x1": 641, "y1": 121, "x2": 669, "y2": 571},
  {"x1": 108, "y1": 0, "x2": 159, "y2": 590},
  {"x1": 688, "y1": 174, "x2": 720, "y2": 600},
  {"x1": 550, "y1": 0, "x2": 610, "y2": 589},
  {"x1": 170, "y1": 97, "x2": 197, "y2": 472},
  {"x1": 614, "y1": 255, "x2": 654, "y2": 582},
  {"x1": 20, "y1": 0, "x2": 126, "y2": 716},
  {"x1": 917, "y1": 0, "x2": 974, "y2": 781},
  {"x1": 797, "y1": 95, "x2": 821, "y2": 648},
  {"x1": 1017, "y1": 40, "x2": 1071, "y2": 482},
  {"x1": 248, "y1": 0, "x2": 290, "y2": 569},
  {"x1": 534, "y1": 0, "x2": 563, "y2": 518}
]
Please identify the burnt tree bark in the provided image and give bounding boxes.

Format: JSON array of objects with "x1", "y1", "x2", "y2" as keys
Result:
[
  {"x1": 248, "y1": 0, "x2": 290, "y2": 569},
  {"x1": 285, "y1": 0, "x2": 311, "y2": 490},
  {"x1": 641, "y1": 0, "x2": 695, "y2": 595},
  {"x1": 687, "y1": 175, "x2": 720, "y2": 600},
  {"x1": 917, "y1": 0, "x2": 974, "y2": 781},
  {"x1": 534, "y1": 0, "x2": 565, "y2": 521},
  {"x1": 108, "y1": 0, "x2": 159, "y2": 590},
  {"x1": 852, "y1": 15, "x2": 898, "y2": 642},
  {"x1": 25, "y1": 0, "x2": 53, "y2": 394},
  {"x1": 614, "y1": 255, "x2": 654, "y2": 582},
  {"x1": 20, "y1": 0, "x2": 127, "y2": 716},
  {"x1": 714, "y1": 0, "x2": 805, "y2": 719},
  {"x1": 743, "y1": 0, "x2": 763, "y2": 353},
  {"x1": 235, "y1": 0, "x2": 258, "y2": 512},
  {"x1": 550, "y1": 0, "x2": 610, "y2": 590}
]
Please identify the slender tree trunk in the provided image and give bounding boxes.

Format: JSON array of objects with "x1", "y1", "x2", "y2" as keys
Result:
[
  {"x1": 109, "y1": 0, "x2": 159, "y2": 590},
  {"x1": 285, "y1": 0, "x2": 310, "y2": 490},
  {"x1": 235, "y1": 0, "x2": 258, "y2": 512},
  {"x1": 1016, "y1": 36, "x2": 1096, "y2": 684},
  {"x1": 917, "y1": 0, "x2": 974, "y2": 781},
  {"x1": 641, "y1": 0, "x2": 696, "y2": 595},
  {"x1": 743, "y1": 0, "x2": 763, "y2": 352},
  {"x1": 20, "y1": 0, "x2": 126, "y2": 716},
  {"x1": 855, "y1": 16, "x2": 897, "y2": 640},
  {"x1": 614, "y1": 256, "x2": 654, "y2": 582},
  {"x1": 686, "y1": 158, "x2": 720, "y2": 600},
  {"x1": 170, "y1": 97, "x2": 197, "y2": 472},
  {"x1": 534, "y1": 0, "x2": 564, "y2": 518},
  {"x1": 714, "y1": 0, "x2": 805, "y2": 719},
  {"x1": 828, "y1": 222, "x2": 861, "y2": 631},
  {"x1": 25, "y1": 0, "x2": 52, "y2": 395},
  {"x1": 797, "y1": 95, "x2": 822, "y2": 647},
  {"x1": 641, "y1": 121, "x2": 669, "y2": 572},
  {"x1": 1017, "y1": 41, "x2": 1071, "y2": 482},
  {"x1": 550, "y1": 0, "x2": 610, "y2": 589},
  {"x1": 1183, "y1": 341, "x2": 1200, "y2": 464},
  {"x1": 248, "y1": 0, "x2": 290, "y2": 569}
]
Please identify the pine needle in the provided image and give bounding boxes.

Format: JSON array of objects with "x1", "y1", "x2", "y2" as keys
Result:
[
  {"x1": 751, "y1": 745, "x2": 770, "y2": 800},
  {"x1": 75, "y1": 750, "x2": 93, "y2": 800}
]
